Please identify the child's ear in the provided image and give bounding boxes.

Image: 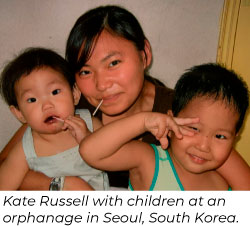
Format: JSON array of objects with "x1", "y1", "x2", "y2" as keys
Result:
[
  {"x1": 167, "y1": 110, "x2": 174, "y2": 138},
  {"x1": 73, "y1": 83, "x2": 81, "y2": 106},
  {"x1": 9, "y1": 105, "x2": 27, "y2": 123}
]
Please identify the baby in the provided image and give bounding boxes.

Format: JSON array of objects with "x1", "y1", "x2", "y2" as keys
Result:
[{"x1": 0, "y1": 47, "x2": 108, "y2": 190}]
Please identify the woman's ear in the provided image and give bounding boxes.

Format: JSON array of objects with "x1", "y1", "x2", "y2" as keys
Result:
[
  {"x1": 9, "y1": 105, "x2": 27, "y2": 123},
  {"x1": 167, "y1": 110, "x2": 174, "y2": 117},
  {"x1": 73, "y1": 83, "x2": 81, "y2": 105},
  {"x1": 142, "y1": 39, "x2": 152, "y2": 69}
]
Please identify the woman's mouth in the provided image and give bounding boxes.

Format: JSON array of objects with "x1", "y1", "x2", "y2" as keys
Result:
[{"x1": 102, "y1": 93, "x2": 121, "y2": 104}]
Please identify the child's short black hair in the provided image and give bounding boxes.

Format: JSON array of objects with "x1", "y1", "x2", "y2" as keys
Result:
[
  {"x1": 172, "y1": 63, "x2": 249, "y2": 133},
  {"x1": 0, "y1": 47, "x2": 74, "y2": 107}
]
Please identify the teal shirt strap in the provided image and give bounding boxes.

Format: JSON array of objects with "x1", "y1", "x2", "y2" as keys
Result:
[
  {"x1": 149, "y1": 144, "x2": 160, "y2": 191},
  {"x1": 165, "y1": 150, "x2": 185, "y2": 191},
  {"x1": 128, "y1": 144, "x2": 159, "y2": 191}
]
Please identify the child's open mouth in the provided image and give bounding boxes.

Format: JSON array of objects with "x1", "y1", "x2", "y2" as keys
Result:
[{"x1": 44, "y1": 116, "x2": 58, "y2": 124}]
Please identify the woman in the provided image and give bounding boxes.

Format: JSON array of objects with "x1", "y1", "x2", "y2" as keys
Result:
[{"x1": 1, "y1": 5, "x2": 249, "y2": 190}]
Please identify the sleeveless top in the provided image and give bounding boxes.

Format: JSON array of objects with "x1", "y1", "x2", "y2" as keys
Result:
[
  {"x1": 22, "y1": 109, "x2": 109, "y2": 190},
  {"x1": 129, "y1": 144, "x2": 183, "y2": 190},
  {"x1": 129, "y1": 144, "x2": 232, "y2": 191}
]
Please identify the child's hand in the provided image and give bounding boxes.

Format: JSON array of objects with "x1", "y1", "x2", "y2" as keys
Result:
[
  {"x1": 144, "y1": 112, "x2": 199, "y2": 149},
  {"x1": 62, "y1": 115, "x2": 91, "y2": 144}
]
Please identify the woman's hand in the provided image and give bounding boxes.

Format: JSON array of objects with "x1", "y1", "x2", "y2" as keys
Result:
[
  {"x1": 62, "y1": 115, "x2": 91, "y2": 144},
  {"x1": 144, "y1": 112, "x2": 199, "y2": 149},
  {"x1": 63, "y1": 176, "x2": 94, "y2": 190}
]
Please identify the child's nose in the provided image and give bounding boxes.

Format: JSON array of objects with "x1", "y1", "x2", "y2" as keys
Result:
[
  {"x1": 195, "y1": 135, "x2": 210, "y2": 153},
  {"x1": 42, "y1": 99, "x2": 54, "y2": 111}
]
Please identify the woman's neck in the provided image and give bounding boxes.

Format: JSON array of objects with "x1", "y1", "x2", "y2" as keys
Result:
[{"x1": 102, "y1": 80, "x2": 155, "y2": 125}]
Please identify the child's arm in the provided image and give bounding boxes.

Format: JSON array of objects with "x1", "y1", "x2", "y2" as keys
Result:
[
  {"x1": 79, "y1": 112, "x2": 198, "y2": 170},
  {"x1": 216, "y1": 149, "x2": 250, "y2": 190},
  {"x1": 62, "y1": 115, "x2": 91, "y2": 144},
  {"x1": 63, "y1": 115, "x2": 103, "y2": 143},
  {"x1": 0, "y1": 141, "x2": 29, "y2": 190}
]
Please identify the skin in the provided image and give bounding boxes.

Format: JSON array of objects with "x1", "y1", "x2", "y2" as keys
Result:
[
  {"x1": 75, "y1": 30, "x2": 154, "y2": 124},
  {"x1": 0, "y1": 67, "x2": 93, "y2": 190},
  {"x1": 170, "y1": 97, "x2": 238, "y2": 174},
  {"x1": 11, "y1": 67, "x2": 76, "y2": 135},
  {"x1": 168, "y1": 97, "x2": 239, "y2": 190}
]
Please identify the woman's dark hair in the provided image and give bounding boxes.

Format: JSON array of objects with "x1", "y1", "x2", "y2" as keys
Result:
[
  {"x1": 0, "y1": 47, "x2": 74, "y2": 107},
  {"x1": 66, "y1": 5, "x2": 148, "y2": 74},
  {"x1": 172, "y1": 63, "x2": 249, "y2": 133}
]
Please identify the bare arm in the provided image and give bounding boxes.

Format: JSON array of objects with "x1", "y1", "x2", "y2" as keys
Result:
[
  {"x1": 217, "y1": 149, "x2": 250, "y2": 190},
  {"x1": 0, "y1": 141, "x2": 29, "y2": 190},
  {"x1": 80, "y1": 112, "x2": 199, "y2": 189},
  {"x1": 63, "y1": 176, "x2": 94, "y2": 191},
  {"x1": 0, "y1": 124, "x2": 28, "y2": 164},
  {"x1": 80, "y1": 112, "x2": 198, "y2": 170}
]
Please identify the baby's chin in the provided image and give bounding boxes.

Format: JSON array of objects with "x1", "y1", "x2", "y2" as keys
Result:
[{"x1": 31, "y1": 124, "x2": 65, "y2": 135}]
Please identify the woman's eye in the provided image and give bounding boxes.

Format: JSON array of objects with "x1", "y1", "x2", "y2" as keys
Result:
[
  {"x1": 109, "y1": 60, "x2": 121, "y2": 67},
  {"x1": 52, "y1": 89, "x2": 61, "y2": 95},
  {"x1": 216, "y1": 134, "x2": 226, "y2": 139},
  {"x1": 27, "y1": 98, "x2": 36, "y2": 103},
  {"x1": 79, "y1": 70, "x2": 90, "y2": 76}
]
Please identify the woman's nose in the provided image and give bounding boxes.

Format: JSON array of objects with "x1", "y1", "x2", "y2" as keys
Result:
[{"x1": 95, "y1": 72, "x2": 113, "y2": 91}]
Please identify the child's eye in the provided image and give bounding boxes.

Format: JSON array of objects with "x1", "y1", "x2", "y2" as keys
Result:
[
  {"x1": 216, "y1": 134, "x2": 226, "y2": 139},
  {"x1": 52, "y1": 89, "x2": 61, "y2": 95},
  {"x1": 27, "y1": 98, "x2": 36, "y2": 103},
  {"x1": 189, "y1": 126, "x2": 199, "y2": 132},
  {"x1": 109, "y1": 60, "x2": 121, "y2": 67}
]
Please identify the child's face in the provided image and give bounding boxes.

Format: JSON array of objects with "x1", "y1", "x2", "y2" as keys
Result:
[
  {"x1": 170, "y1": 97, "x2": 239, "y2": 174},
  {"x1": 13, "y1": 67, "x2": 76, "y2": 134},
  {"x1": 75, "y1": 30, "x2": 149, "y2": 116}
]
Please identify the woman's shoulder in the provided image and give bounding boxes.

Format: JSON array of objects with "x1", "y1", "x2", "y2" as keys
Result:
[
  {"x1": 145, "y1": 74, "x2": 175, "y2": 113},
  {"x1": 153, "y1": 83, "x2": 175, "y2": 113}
]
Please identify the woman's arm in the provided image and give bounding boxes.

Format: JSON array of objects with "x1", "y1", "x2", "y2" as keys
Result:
[
  {"x1": 0, "y1": 141, "x2": 29, "y2": 190},
  {"x1": 217, "y1": 149, "x2": 250, "y2": 190},
  {"x1": 63, "y1": 176, "x2": 94, "y2": 191},
  {"x1": 0, "y1": 124, "x2": 28, "y2": 164}
]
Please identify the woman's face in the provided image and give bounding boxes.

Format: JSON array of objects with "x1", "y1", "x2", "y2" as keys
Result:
[{"x1": 75, "y1": 30, "x2": 148, "y2": 116}]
